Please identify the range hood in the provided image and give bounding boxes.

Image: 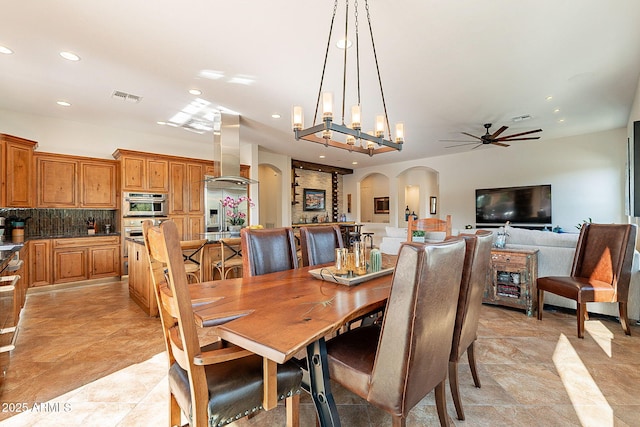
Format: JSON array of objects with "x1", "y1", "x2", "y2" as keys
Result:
[{"x1": 206, "y1": 113, "x2": 257, "y2": 185}]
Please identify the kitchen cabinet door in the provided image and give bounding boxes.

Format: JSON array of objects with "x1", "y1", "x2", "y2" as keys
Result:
[
  {"x1": 54, "y1": 248, "x2": 88, "y2": 283},
  {"x1": 80, "y1": 160, "x2": 118, "y2": 208},
  {"x1": 169, "y1": 161, "x2": 187, "y2": 214},
  {"x1": 89, "y1": 245, "x2": 120, "y2": 278},
  {"x1": 187, "y1": 163, "x2": 204, "y2": 214},
  {"x1": 2, "y1": 134, "x2": 36, "y2": 208},
  {"x1": 36, "y1": 155, "x2": 78, "y2": 207},
  {"x1": 29, "y1": 239, "x2": 52, "y2": 287}
]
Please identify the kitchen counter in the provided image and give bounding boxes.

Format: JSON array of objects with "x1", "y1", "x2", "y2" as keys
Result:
[
  {"x1": 126, "y1": 231, "x2": 234, "y2": 246},
  {"x1": 0, "y1": 241, "x2": 24, "y2": 274}
]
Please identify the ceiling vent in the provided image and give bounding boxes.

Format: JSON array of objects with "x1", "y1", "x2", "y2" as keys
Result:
[
  {"x1": 512, "y1": 114, "x2": 531, "y2": 122},
  {"x1": 111, "y1": 90, "x2": 142, "y2": 103}
]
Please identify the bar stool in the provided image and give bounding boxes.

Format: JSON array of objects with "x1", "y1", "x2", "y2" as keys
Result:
[
  {"x1": 362, "y1": 232, "x2": 374, "y2": 249},
  {"x1": 181, "y1": 239, "x2": 208, "y2": 283},
  {"x1": 214, "y1": 237, "x2": 243, "y2": 279}
]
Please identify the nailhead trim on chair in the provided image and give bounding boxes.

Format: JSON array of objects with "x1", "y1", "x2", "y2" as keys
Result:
[{"x1": 210, "y1": 389, "x2": 301, "y2": 426}]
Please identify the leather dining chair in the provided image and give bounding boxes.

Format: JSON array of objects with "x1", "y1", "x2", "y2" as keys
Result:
[
  {"x1": 241, "y1": 227, "x2": 299, "y2": 276},
  {"x1": 143, "y1": 220, "x2": 302, "y2": 427},
  {"x1": 325, "y1": 239, "x2": 466, "y2": 427},
  {"x1": 537, "y1": 223, "x2": 637, "y2": 338},
  {"x1": 299, "y1": 225, "x2": 344, "y2": 267},
  {"x1": 447, "y1": 230, "x2": 493, "y2": 421}
]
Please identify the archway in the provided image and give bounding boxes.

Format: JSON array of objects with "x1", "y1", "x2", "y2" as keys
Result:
[
  {"x1": 397, "y1": 166, "x2": 439, "y2": 226},
  {"x1": 360, "y1": 172, "x2": 390, "y2": 224}
]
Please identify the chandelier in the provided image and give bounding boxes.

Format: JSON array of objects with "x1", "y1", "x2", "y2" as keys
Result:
[{"x1": 292, "y1": 0, "x2": 404, "y2": 157}]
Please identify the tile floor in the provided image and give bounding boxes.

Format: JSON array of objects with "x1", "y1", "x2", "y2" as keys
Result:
[{"x1": 1, "y1": 281, "x2": 639, "y2": 426}]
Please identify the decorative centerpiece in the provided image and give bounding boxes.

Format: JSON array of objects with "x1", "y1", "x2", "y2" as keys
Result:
[{"x1": 222, "y1": 195, "x2": 253, "y2": 236}]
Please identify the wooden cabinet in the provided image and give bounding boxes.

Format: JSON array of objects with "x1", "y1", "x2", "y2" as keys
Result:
[
  {"x1": 169, "y1": 160, "x2": 205, "y2": 237},
  {"x1": 52, "y1": 236, "x2": 120, "y2": 284},
  {"x1": 80, "y1": 160, "x2": 118, "y2": 208},
  {"x1": 29, "y1": 239, "x2": 52, "y2": 287},
  {"x1": 114, "y1": 149, "x2": 169, "y2": 192},
  {"x1": 36, "y1": 154, "x2": 77, "y2": 207},
  {"x1": 1, "y1": 134, "x2": 37, "y2": 208},
  {"x1": 127, "y1": 240, "x2": 156, "y2": 316},
  {"x1": 483, "y1": 248, "x2": 539, "y2": 317},
  {"x1": 35, "y1": 152, "x2": 118, "y2": 208}
]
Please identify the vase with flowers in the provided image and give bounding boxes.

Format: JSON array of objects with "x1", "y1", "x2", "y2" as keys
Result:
[{"x1": 222, "y1": 195, "x2": 254, "y2": 235}]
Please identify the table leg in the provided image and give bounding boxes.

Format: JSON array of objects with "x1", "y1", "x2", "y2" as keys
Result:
[{"x1": 305, "y1": 338, "x2": 341, "y2": 427}]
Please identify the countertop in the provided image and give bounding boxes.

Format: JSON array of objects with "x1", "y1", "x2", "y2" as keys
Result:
[{"x1": 126, "y1": 231, "x2": 235, "y2": 246}]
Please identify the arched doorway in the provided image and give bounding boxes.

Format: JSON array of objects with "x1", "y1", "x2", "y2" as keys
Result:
[
  {"x1": 360, "y1": 172, "x2": 390, "y2": 224},
  {"x1": 397, "y1": 166, "x2": 439, "y2": 226}
]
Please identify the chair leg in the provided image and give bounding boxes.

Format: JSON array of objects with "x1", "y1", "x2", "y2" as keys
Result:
[
  {"x1": 619, "y1": 302, "x2": 632, "y2": 336},
  {"x1": 537, "y1": 289, "x2": 544, "y2": 320},
  {"x1": 467, "y1": 341, "x2": 481, "y2": 388},
  {"x1": 435, "y1": 380, "x2": 450, "y2": 427},
  {"x1": 577, "y1": 303, "x2": 586, "y2": 338},
  {"x1": 169, "y1": 393, "x2": 181, "y2": 427},
  {"x1": 286, "y1": 393, "x2": 300, "y2": 427},
  {"x1": 391, "y1": 415, "x2": 407, "y2": 427},
  {"x1": 448, "y1": 360, "x2": 464, "y2": 421}
]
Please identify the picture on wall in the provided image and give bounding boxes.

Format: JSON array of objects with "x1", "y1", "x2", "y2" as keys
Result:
[
  {"x1": 303, "y1": 188, "x2": 326, "y2": 211},
  {"x1": 374, "y1": 196, "x2": 390, "y2": 214}
]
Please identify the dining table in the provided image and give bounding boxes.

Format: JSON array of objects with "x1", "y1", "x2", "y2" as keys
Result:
[{"x1": 183, "y1": 263, "x2": 395, "y2": 427}]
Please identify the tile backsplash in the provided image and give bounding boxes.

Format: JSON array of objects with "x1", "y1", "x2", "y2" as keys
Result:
[{"x1": 0, "y1": 208, "x2": 117, "y2": 237}]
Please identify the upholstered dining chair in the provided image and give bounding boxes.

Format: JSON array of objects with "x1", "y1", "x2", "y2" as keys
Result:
[
  {"x1": 299, "y1": 225, "x2": 344, "y2": 267},
  {"x1": 143, "y1": 220, "x2": 302, "y2": 427},
  {"x1": 407, "y1": 214, "x2": 452, "y2": 242},
  {"x1": 447, "y1": 230, "x2": 493, "y2": 421},
  {"x1": 241, "y1": 227, "x2": 299, "y2": 276},
  {"x1": 537, "y1": 223, "x2": 637, "y2": 338},
  {"x1": 180, "y1": 239, "x2": 208, "y2": 283},
  {"x1": 325, "y1": 239, "x2": 466, "y2": 427}
]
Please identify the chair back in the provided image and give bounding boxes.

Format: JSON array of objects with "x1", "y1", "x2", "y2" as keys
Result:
[
  {"x1": 368, "y1": 238, "x2": 466, "y2": 415},
  {"x1": 450, "y1": 230, "x2": 493, "y2": 362},
  {"x1": 143, "y1": 221, "x2": 201, "y2": 369},
  {"x1": 241, "y1": 227, "x2": 299, "y2": 276},
  {"x1": 181, "y1": 239, "x2": 208, "y2": 282},
  {"x1": 571, "y1": 223, "x2": 637, "y2": 301},
  {"x1": 299, "y1": 225, "x2": 344, "y2": 267},
  {"x1": 407, "y1": 214, "x2": 452, "y2": 242}
]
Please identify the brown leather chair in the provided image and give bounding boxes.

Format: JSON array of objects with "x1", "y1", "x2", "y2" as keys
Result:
[
  {"x1": 299, "y1": 225, "x2": 344, "y2": 267},
  {"x1": 241, "y1": 227, "x2": 299, "y2": 276},
  {"x1": 447, "y1": 230, "x2": 493, "y2": 421},
  {"x1": 143, "y1": 220, "x2": 302, "y2": 427},
  {"x1": 537, "y1": 223, "x2": 637, "y2": 338},
  {"x1": 326, "y1": 239, "x2": 466, "y2": 427}
]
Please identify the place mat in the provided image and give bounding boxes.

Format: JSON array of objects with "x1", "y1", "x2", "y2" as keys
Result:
[{"x1": 309, "y1": 266, "x2": 394, "y2": 286}]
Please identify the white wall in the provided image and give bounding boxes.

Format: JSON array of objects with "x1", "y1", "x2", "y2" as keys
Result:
[{"x1": 345, "y1": 127, "x2": 628, "y2": 233}]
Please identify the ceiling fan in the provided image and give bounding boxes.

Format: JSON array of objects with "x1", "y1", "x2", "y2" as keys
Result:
[{"x1": 443, "y1": 123, "x2": 542, "y2": 149}]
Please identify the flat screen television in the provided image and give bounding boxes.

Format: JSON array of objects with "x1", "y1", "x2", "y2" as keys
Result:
[{"x1": 476, "y1": 184, "x2": 552, "y2": 225}]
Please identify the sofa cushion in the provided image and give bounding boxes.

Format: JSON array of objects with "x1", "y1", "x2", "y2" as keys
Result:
[
  {"x1": 505, "y1": 225, "x2": 579, "y2": 248},
  {"x1": 385, "y1": 226, "x2": 407, "y2": 238}
]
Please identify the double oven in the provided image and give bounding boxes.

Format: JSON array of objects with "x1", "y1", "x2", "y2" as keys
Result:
[{"x1": 122, "y1": 192, "x2": 169, "y2": 259}]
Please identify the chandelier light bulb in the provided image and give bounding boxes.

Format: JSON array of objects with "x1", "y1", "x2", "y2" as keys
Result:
[
  {"x1": 351, "y1": 105, "x2": 361, "y2": 130},
  {"x1": 375, "y1": 115, "x2": 385, "y2": 137},
  {"x1": 292, "y1": 106, "x2": 304, "y2": 130},
  {"x1": 395, "y1": 123, "x2": 404, "y2": 143},
  {"x1": 346, "y1": 135, "x2": 356, "y2": 145},
  {"x1": 322, "y1": 92, "x2": 334, "y2": 120}
]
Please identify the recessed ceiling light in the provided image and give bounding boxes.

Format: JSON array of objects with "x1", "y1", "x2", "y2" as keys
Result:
[
  {"x1": 352, "y1": 161, "x2": 358, "y2": 165},
  {"x1": 336, "y1": 38, "x2": 352, "y2": 49},
  {"x1": 199, "y1": 69, "x2": 224, "y2": 80},
  {"x1": 558, "y1": 118, "x2": 565, "y2": 123},
  {"x1": 56, "y1": 101, "x2": 71, "y2": 107},
  {"x1": 553, "y1": 108, "x2": 560, "y2": 113},
  {"x1": 189, "y1": 89, "x2": 202, "y2": 96},
  {"x1": 0, "y1": 46, "x2": 13, "y2": 55},
  {"x1": 271, "y1": 113, "x2": 281, "y2": 119},
  {"x1": 157, "y1": 121, "x2": 167, "y2": 125},
  {"x1": 545, "y1": 95, "x2": 553, "y2": 101},
  {"x1": 319, "y1": 155, "x2": 326, "y2": 159},
  {"x1": 59, "y1": 51, "x2": 80, "y2": 61}
]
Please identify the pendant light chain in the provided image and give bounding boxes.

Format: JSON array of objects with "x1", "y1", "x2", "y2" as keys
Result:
[
  {"x1": 313, "y1": 0, "x2": 339, "y2": 126},
  {"x1": 340, "y1": 0, "x2": 350, "y2": 125},
  {"x1": 365, "y1": 0, "x2": 391, "y2": 141}
]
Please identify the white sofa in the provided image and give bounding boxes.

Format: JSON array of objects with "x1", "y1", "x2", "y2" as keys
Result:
[
  {"x1": 379, "y1": 226, "x2": 453, "y2": 255},
  {"x1": 500, "y1": 225, "x2": 640, "y2": 321}
]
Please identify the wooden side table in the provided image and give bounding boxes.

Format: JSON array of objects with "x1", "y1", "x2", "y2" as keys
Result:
[{"x1": 483, "y1": 247, "x2": 539, "y2": 317}]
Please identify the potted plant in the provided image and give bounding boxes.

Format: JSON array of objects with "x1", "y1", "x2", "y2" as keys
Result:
[
  {"x1": 412, "y1": 230, "x2": 426, "y2": 243},
  {"x1": 222, "y1": 195, "x2": 254, "y2": 235}
]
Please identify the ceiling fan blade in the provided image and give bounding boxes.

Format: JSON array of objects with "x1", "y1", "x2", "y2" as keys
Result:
[
  {"x1": 490, "y1": 125, "x2": 508, "y2": 139},
  {"x1": 491, "y1": 141, "x2": 510, "y2": 147},
  {"x1": 497, "y1": 129, "x2": 542, "y2": 139},
  {"x1": 445, "y1": 142, "x2": 481, "y2": 148},
  {"x1": 498, "y1": 136, "x2": 541, "y2": 141},
  {"x1": 471, "y1": 143, "x2": 484, "y2": 150},
  {"x1": 461, "y1": 132, "x2": 482, "y2": 140},
  {"x1": 440, "y1": 139, "x2": 478, "y2": 142}
]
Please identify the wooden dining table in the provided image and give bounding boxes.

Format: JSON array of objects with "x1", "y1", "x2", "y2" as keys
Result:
[{"x1": 184, "y1": 263, "x2": 394, "y2": 427}]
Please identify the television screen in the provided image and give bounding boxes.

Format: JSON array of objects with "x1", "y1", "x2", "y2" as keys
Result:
[{"x1": 476, "y1": 185, "x2": 552, "y2": 225}]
